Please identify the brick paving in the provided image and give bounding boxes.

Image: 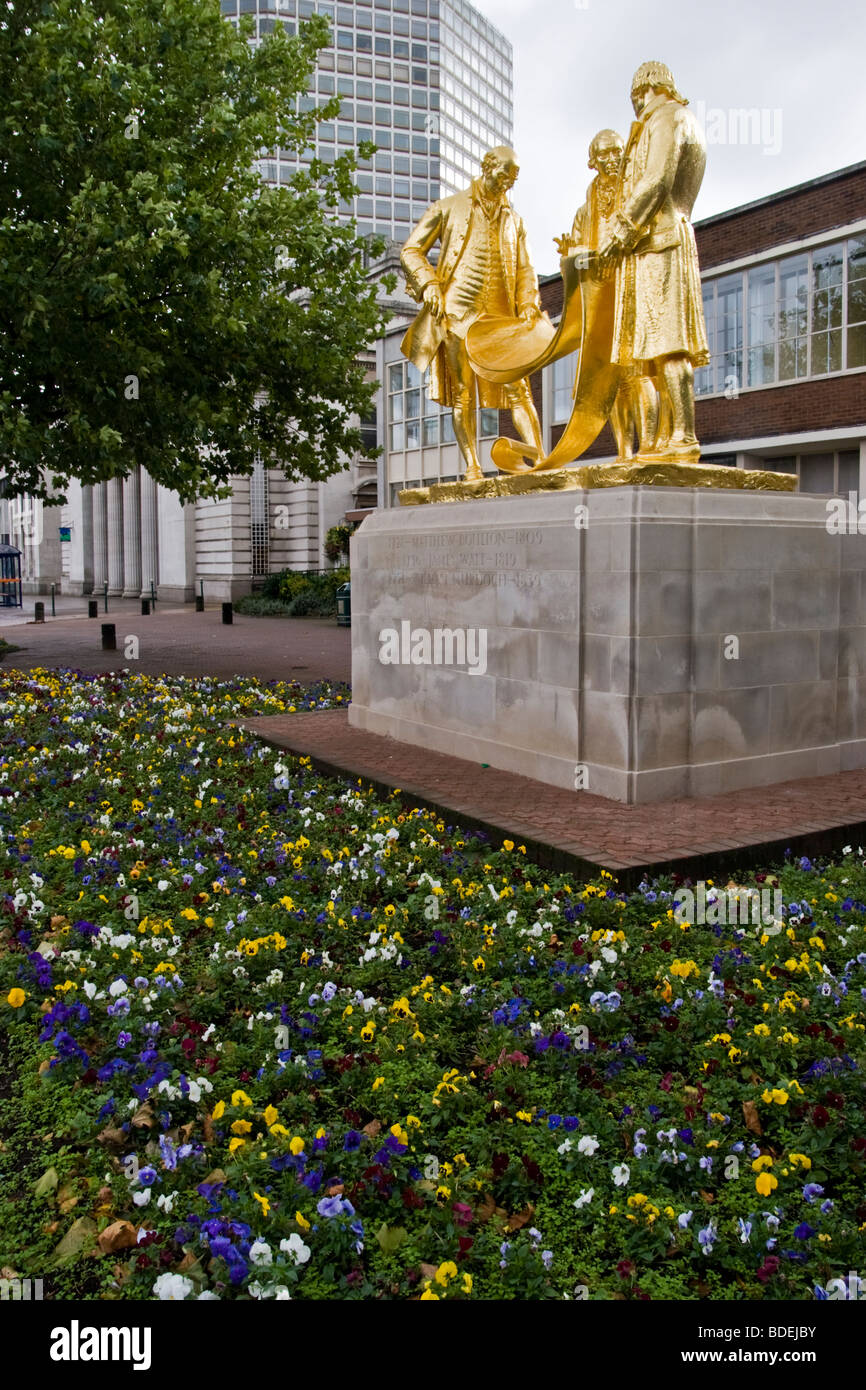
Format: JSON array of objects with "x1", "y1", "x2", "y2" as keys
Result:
[
  {"x1": 239, "y1": 708, "x2": 866, "y2": 884},
  {"x1": 0, "y1": 607, "x2": 351, "y2": 685}
]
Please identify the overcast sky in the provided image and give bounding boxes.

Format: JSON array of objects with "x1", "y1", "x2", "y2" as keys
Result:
[{"x1": 474, "y1": 0, "x2": 866, "y2": 275}]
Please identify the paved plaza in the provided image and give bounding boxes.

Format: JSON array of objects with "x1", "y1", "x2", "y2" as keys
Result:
[{"x1": 0, "y1": 601, "x2": 351, "y2": 685}]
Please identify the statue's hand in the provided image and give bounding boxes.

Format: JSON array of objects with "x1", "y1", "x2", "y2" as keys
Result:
[
  {"x1": 422, "y1": 283, "x2": 445, "y2": 321},
  {"x1": 596, "y1": 237, "x2": 623, "y2": 276},
  {"x1": 520, "y1": 305, "x2": 541, "y2": 325},
  {"x1": 553, "y1": 234, "x2": 571, "y2": 255}
]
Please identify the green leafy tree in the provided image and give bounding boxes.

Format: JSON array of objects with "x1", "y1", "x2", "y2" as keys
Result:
[{"x1": 0, "y1": 0, "x2": 392, "y2": 502}]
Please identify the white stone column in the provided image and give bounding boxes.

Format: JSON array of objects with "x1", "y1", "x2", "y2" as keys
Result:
[
  {"x1": 122, "y1": 469, "x2": 142, "y2": 597},
  {"x1": 156, "y1": 485, "x2": 195, "y2": 602},
  {"x1": 139, "y1": 470, "x2": 159, "y2": 598},
  {"x1": 106, "y1": 477, "x2": 124, "y2": 595},
  {"x1": 62, "y1": 480, "x2": 94, "y2": 595},
  {"x1": 91, "y1": 483, "x2": 108, "y2": 594}
]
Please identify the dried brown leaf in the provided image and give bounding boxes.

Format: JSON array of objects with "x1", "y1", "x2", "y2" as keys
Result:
[
  {"x1": 742, "y1": 1100, "x2": 762, "y2": 1136},
  {"x1": 96, "y1": 1127, "x2": 127, "y2": 1151},
  {"x1": 506, "y1": 1204, "x2": 534, "y2": 1232},
  {"x1": 97, "y1": 1220, "x2": 138, "y2": 1255},
  {"x1": 476, "y1": 1193, "x2": 497, "y2": 1224}
]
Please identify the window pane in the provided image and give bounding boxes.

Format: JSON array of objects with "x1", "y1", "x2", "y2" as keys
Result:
[
  {"x1": 389, "y1": 391, "x2": 404, "y2": 422},
  {"x1": 748, "y1": 262, "x2": 776, "y2": 385},
  {"x1": 799, "y1": 453, "x2": 835, "y2": 494},
  {"x1": 406, "y1": 419, "x2": 420, "y2": 449},
  {"x1": 747, "y1": 259, "x2": 775, "y2": 385},
  {"x1": 812, "y1": 245, "x2": 843, "y2": 339},
  {"x1": 389, "y1": 422, "x2": 404, "y2": 449},
  {"x1": 748, "y1": 266, "x2": 775, "y2": 342},
  {"x1": 777, "y1": 253, "x2": 808, "y2": 380},
  {"x1": 715, "y1": 273, "x2": 743, "y2": 395},
  {"x1": 848, "y1": 232, "x2": 866, "y2": 368},
  {"x1": 848, "y1": 321, "x2": 866, "y2": 369},
  {"x1": 441, "y1": 412, "x2": 455, "y2": 443},
  {"x1": 551, "y1": 351, "x2": 576, "y2": 421},
  {"x1": 388, "y1": 363, "x2": 403, "y2": 392},
  {"x1": 405, "y1": 387, "x2": 420, "y2": 419},
  {"x1": 779, "y1": 336, "x2": 808, "y2": 381},
  {"x1": 422, "y1": 416, "x2": 439, "y2": 445},
  {"x1": 813, "y1": 243, "x2": 844, "y2": 294},
  {"x1": 812, "y1": 330, "x2": 842, "y2": 375},
  {"x1": 479, "y1": 408, "x2": 499, "y2": 437},
  {"x1": 695, "y1": 282, "x2": 715, "y2": 395},
  {"x1": 838, "y1": 450, "x2": 860, "y2": 497}
]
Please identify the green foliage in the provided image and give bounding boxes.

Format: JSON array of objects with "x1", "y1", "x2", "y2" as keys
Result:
[
  {"x1": 235, "y1": 568, "x2": 349, "y2": 615},
  {"x1": 0, "y1": 0, "x2": 393, "y2": 502},
  {"x1": 324, "y1": 522, "x2": 355, "y2": 562},
  {"x1": 233, "y1": 594, "x2": 296, "y2": 616},
  {"x1": 276, "y1": 565, "x2": 348, "y2": 613}
]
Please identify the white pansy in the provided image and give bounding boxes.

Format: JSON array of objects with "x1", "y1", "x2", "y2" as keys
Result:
[
  {"x1": 153, "y1": 1272, "x2": 193, "y2": 1300},
  {"x1": 280, "y1": 1233, "x2": 311, "y2": 1266}
]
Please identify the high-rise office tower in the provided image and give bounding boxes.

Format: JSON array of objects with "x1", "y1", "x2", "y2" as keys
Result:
[{"x1": 221, "y1": 0, "x2": 514, "y2": 239}]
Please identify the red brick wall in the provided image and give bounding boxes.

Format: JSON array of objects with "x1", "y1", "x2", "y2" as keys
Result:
[
  {"x1": 696, "y1": 163, "x2": 866, "y2": 269},
  {"x1": 697, "y1": 373, "x2": 866, "y2": 446}
]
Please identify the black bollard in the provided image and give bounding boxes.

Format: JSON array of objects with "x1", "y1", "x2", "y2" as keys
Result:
[
  {"x1": 101, "y1": 623, "x2": 116, "y2": 651},
  {"x1": 141, "y1": 599, "x2": 150, "y2": 616},
  {"x1": 34, "y1": 602, "x2": 45, "y2": 624},
  {"x1": 88, "y1": 600, "x2": 98, "y2": 618},
  {"x1": 195, "y1": 594, "x2": 204, "y2": 612},
  {"x1": 222, "y1": 602, "x2": 233, "y2": 625}
]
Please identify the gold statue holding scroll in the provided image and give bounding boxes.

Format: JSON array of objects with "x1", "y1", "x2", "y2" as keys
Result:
[
  {"x1": 399, "y1": 146, "x2": 545, "y2": 482},
  {"x1": 459, "y1": 60, "x2": 710, "y2": 475},
  {"x1": 554, "y1": 127, "x2": 658, "y2": 463}
]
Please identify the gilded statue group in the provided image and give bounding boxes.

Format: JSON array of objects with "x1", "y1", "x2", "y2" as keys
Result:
[{"x1": 400, "y1": 60, "x2": 711, "y2": 483}]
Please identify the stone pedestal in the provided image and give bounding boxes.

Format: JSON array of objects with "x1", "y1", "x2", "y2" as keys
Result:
[{"x1": 348, "y1": 485, "x2": 866, "y2": 803}]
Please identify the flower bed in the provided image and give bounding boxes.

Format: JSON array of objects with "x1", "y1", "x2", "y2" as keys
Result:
[{"x1": 1, "y1": 667, "x2": 864, "y2": 1301}]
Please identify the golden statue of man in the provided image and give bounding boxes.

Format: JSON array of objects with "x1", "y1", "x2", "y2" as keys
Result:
[
  {"x1": 400, "y1": 146, "x2": 544, "y2": 482},
  {"x1": 555, "y1": 128, "x2": 657, "y2": 462},
  {"x1": 598, "y1": 61, "x2": 710, "y2": 462}
]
